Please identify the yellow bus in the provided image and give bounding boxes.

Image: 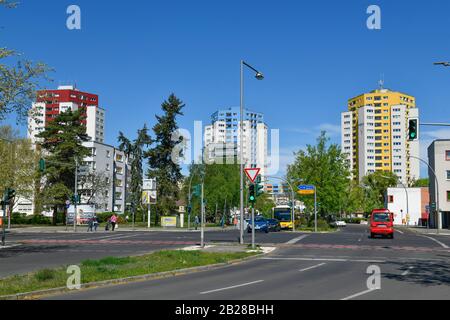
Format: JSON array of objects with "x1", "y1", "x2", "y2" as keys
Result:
[{"x1": 273, "y1": 205, "x2": 293, "y2": 230}]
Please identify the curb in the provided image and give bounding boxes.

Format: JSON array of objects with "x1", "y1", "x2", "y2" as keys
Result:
[{"x1": 0, "y1": 251, "x2": 268, "y2": 301}]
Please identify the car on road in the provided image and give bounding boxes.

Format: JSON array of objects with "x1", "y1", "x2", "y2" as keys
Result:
[
  {"x1": 370, "y1": 209, "x2": 394, "y2": 239},
  {"x1": 247, "y1": 216, "x2": 269, "y2": 233},
  {"x1": 331, "y1": 220, "x2": 347, "y2": 227},
  {"x1": 267, "y1": 219, "x2": 282, "y2": 232}
]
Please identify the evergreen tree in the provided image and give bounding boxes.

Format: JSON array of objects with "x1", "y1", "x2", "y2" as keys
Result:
[
  {"x1": 146, "y1": 94, "x2": 184, "y2": 224},
  {"x1": 118, "y1": 125, "x2": 152, "y2": 220},
  {"x1": 37, "y1": 109, "x2": 90, "y2": 224}
]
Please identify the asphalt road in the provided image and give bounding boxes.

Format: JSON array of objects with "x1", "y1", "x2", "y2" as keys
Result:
[{"x1": 3, "y1": 225, "x2": 447, "y2": 300}]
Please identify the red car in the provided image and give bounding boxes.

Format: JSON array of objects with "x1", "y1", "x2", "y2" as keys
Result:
[{"x1": 370, "y1": 209, "x2": 394, "y2": 239}]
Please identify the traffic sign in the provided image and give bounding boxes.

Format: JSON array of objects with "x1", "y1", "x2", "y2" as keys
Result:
[
  {"x1": 298, "y1": 185, "x2": 315, "y2": 195},
  {"x1": 245, "y1": 168, "x2": 261, "y2": 183}
]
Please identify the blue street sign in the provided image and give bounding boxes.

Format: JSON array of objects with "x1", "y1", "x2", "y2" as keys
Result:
[{"x1": 298, "y1": 185, "x2": 315, "y2": 191}]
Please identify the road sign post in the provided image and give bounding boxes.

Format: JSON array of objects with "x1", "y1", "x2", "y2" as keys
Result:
[{"x1": 298, "y1": 185, "x2": 317, "y2": 233}]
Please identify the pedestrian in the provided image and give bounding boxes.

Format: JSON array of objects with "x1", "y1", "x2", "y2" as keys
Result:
[
  {"x1": 110, "y1": 214, "x2": 118, "y2": 231},
  {"x1": 93, "y1": 215, "x2": 99, "y2": 232},
  {"x1": 194, "y1": 215, "x2": 199, "y2": 230},
  {"x1": 105, "y1": 218, "x2": 111, "y2": 231},
  {"x1": 125, "y1": 215, "x2": 129, "y2": 223},
  {"x1": 87, "y1": 215, "x2": 94, "y2": 232}
]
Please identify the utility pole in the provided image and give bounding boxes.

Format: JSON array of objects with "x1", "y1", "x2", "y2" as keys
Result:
[
  {"x1": 201, "y1": 182, "x2": 205, "y2": 248},
  {"x1": 314, "y1": 186, "x2": 318, "y2": 233},
  {"x1": 73, "y1": 159, "x2": 78, "y2": 232}
]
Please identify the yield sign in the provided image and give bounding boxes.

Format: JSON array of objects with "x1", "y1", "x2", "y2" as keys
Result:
[{"x1": 244, "y1": 168, "x2": 261, "y2": 183}]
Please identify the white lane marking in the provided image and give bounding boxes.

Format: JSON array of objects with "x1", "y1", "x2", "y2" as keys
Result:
[
  {"x1": 200, "y1": 280, "x2": 264, "y2": 295},
  {"x1": 299, "y1": 263, "x2": 326, "y2": 272},
  {"x1": 83, "y1": 234, "x2": 133, "y2": 241},
  {"x1": 285, "y1": 235, "x2": 310, "y2": 244},
  {"x1": 260, "y1": 257, "x2": 386, "y2": 263},
  {"x1": 99, "y1": 234, "x2": 140, "y2": 241},
  {"x1": 396, "y1": 229, "x2": 404, "y2": 234},
  {"x1": 341, "y1": 288, "x2": 379, "y2": 300},
  {"x1": 402, "y1": 267, "x2": 413, "y2": 276},
  {"x1": 422, "y1": 236, "x2": 449, "y2": 249}
]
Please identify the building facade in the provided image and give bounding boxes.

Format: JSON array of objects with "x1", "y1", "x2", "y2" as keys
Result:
[
  {"x1": 80, "y1": 141, "x2": 131, "y2": 214},
  {"x1": 204, "y1": 107, "x2": 268, "y2": 178},
  {"x1": 386, "y1": 187, "x2": 429, "y2": 226},
  {"x1": 341, "y1": 88, "x2": 420, "y2": 185},
  {"x1": 28, "y1": 85, "x2": 105, "y2": 144},
  {"x1": 428, "y1": 140, "x2": 450, "y2": 229},
  {"x1": 20, "y1": 86, "x2": 132, "y2": 216}
]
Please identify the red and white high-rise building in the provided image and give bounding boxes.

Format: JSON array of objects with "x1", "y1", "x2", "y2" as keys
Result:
[{"x1": 28, "y1": 85, "x2": 106, "y2": 144}]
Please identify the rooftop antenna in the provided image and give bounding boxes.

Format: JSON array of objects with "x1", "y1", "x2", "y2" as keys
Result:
[{"x1": 378, "y1": 74, "x2": 385, "y2": 90}]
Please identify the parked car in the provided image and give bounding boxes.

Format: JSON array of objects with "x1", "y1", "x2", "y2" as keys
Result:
[
  {"x1": 370, "y1": 209, "x2": 394, "y2": 239},
  {"x1": 267, "y1": 219, "x2": 282, "y2": 232},
  {"x1": 247, "y1": 216, "x2": 269, "y2": 233},
  {"x1": 331, "y1": 220, "x2": 347, "y2": 227}
]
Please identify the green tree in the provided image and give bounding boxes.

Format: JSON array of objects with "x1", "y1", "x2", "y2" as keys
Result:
[
  {"x1": 412, "y1": 178, "x2": 429, "y2": 188},
  {"x1": 145, "y1": 94, "x2": 184, "y2": 224},
  {"x1": 118, "y1": 125, "x2": 152, "y2": 221},
  {"x1": 287, "y1": 131, "x2": 350, "y2": 217},
  {"x1": 1, "y1": 3, "x2": 51, "y2": 123},
  {"x1": 361, "y1": 171, "x2": 398, "y2": 213},
  {"x1": 255, "y1": 193, "x2": 276, "y2": 218},
  {"x1": 36, "y1": 109, "x2": 90, "y2": 224},
  {"x1": 0, "y1": 125, "x2": 39, "y2": 212}
]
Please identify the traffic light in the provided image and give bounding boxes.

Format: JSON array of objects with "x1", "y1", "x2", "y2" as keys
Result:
[
  {"x1": 249, "y1": 184, "x2": 256, "y2": 204},
  {"x1": 408, "y1": 119, "x2": 419, "y2": 141},
  {"x1": 39, "y1": 158, "x2": 46, "y2": 173},
  {"x1": 2, "y1": 188, "x2": 16, "y2": 206},
  {"x1": 192, "y1": 185, "x2": 201, "y2": 197},
  {"x1": 256, "y1": 175, "x2": 264, "y2": 198}
]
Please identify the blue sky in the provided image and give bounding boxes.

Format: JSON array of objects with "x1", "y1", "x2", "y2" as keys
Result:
[{"x1": 1, "y1": 0, "x2": 450, "y2": 177}]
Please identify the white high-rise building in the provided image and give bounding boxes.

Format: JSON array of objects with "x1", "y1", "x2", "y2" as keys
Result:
[{"x1": 204, "y1": 107, "x2": 268, "y2": 178}]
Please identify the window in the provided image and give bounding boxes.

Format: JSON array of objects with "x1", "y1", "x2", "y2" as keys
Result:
[
  {"x1": 448, "y1": 191, "x2": 450, "y2": 202},
  {"x1": 446, "y1": 150, "x2": 450, "y2": 161},
  {"x1": 447, "y1": 171, "x2": 450, "y2": 180},
  {"x1": 388, "y1": 195, "x2": 394, "y2": 203}
]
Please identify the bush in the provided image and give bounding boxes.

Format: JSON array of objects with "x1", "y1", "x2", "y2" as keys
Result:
[{"x1": 10, "y1": 213, "x2": 51, "y2": 225}]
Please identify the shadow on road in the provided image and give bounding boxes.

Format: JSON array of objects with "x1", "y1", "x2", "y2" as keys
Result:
[
  {"x1": 0, "y1": 245, "x2": 72, "y2": 258},
  {"x1": 384, "y1": 260, "x2": 450, "y2": 287}
]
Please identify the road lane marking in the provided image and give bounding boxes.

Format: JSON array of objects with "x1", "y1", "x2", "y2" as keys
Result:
[
  {"x1": 285, "y1": 235, "x2": 310, "y2": 244},
  {"x1": 396, "y1": 229, "x2": 404, "y2": 234},
  {"x1": 99, "y1": 234, "x2": 140, "y2": 241},
  {"x1": 260, "y1": 257, "x2": 386, "y2": 263},
  {"x1": 422, "y1": 236, "x2": 449, "y2": 249},
  {"x1": 200, "y1": 280, "x2": 264, "y2": 295},
  {"x1": 341, "y1": 288, "x2": 379, "y2": 300},
  {"x1": 299, "y1": 263, "x2": 326, "y2": 272},
  {"x1": 401, "y1": 267, "x2": 413, "y2": 276}
]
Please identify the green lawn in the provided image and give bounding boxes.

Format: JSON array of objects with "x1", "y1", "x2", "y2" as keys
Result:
[{"x1": 0, "y1": 250, "x2": 256, "y2": 297}]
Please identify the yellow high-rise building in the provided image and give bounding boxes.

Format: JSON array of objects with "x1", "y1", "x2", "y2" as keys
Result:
[{"x1": 341, "y1": 88, "x2": 420, "y2": 185}]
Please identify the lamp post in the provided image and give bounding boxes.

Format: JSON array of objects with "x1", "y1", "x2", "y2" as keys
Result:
[
  {"x1": 240, "y1": 60, "x2": 264, "y2": 245},
  {"x1": 409, "y1": 156, "x2": 441, "y2": 233}
]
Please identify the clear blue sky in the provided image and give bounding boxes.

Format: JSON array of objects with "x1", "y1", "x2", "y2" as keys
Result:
[{"x1": 2, "y1": 0, "x2": 450, "y2": 177}]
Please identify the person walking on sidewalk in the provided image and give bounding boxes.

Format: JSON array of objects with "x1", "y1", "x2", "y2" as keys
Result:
[
  {"x1": 110, "y1": 214, "x2": 118, "y2": 231},
  {"x1": 194, "y1": 215, "x2": 199, "y2": 230}
]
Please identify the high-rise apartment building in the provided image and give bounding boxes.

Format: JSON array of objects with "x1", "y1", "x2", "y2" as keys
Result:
[
  {"x1": 204, "y1": 107, "x2": 268, "y2": 178},
  {"x1": 28, "y1": 85, "x2": 105, "y2": 144},
  {"x1": 341, "y1": 88, "x2": 420, "y2": 185}
]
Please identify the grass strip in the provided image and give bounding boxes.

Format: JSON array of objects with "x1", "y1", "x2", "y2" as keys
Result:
[{"x1": 0, "y1": 250, "x2": 256, "y2": 296}]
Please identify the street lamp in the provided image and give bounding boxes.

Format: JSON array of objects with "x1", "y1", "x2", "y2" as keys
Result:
[
  {"x1": 434, "y1": 62, "x2": 450, "y2": 67},
  {"x1": 239, "y1": 60, "x2": 264, "y2": 245},
  {"x1": 409, "y1": 156, "x2": 442, "y2": 233}
]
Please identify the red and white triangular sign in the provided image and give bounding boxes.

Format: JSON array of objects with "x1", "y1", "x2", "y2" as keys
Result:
[{"x1": 244, "y1": 168, "x2": 261, "y2": 183}]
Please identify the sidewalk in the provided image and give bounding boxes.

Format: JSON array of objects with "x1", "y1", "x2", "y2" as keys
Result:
[
  {"x1": 6, "y1": 225, "x2": 236, "y2": 234},
  {"x1": 401, "y1": 226, "x2": 450, "y2": 236}
]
